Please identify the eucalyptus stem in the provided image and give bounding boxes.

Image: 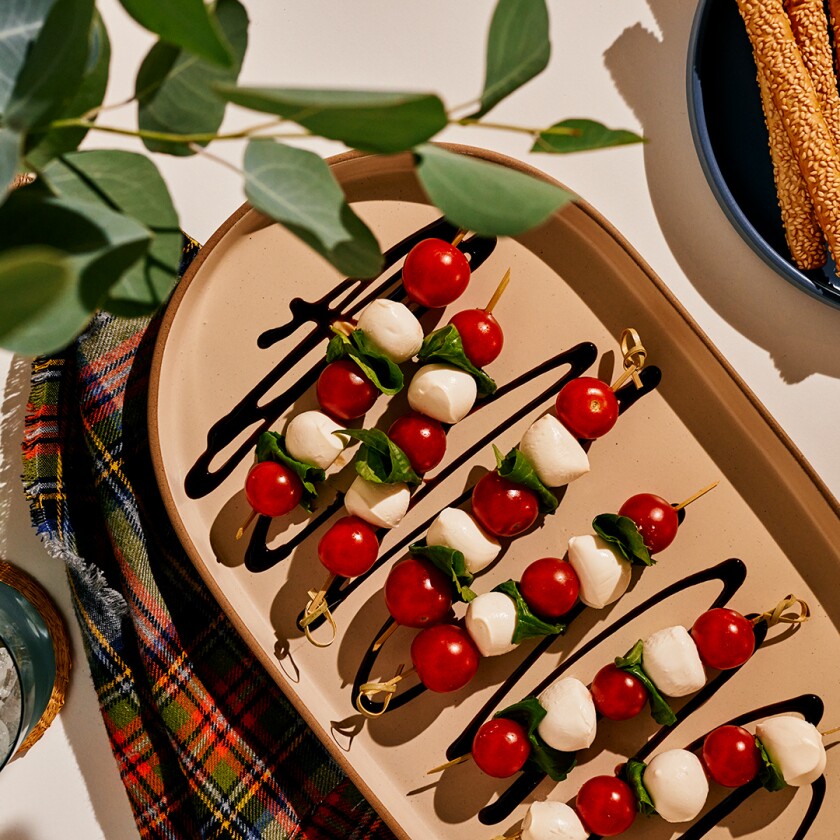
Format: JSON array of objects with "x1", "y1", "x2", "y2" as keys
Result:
[{"x1": 455, "y1": 117, "x2": 579, "y2": 137}]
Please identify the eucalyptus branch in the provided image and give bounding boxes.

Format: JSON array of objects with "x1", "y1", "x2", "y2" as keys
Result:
[
  {"x1": 188, "y1": 143, "x2": 245, "y2": 176},
  {"x1": 455, "y1": 117, "x2": 580, "y2": 137}
]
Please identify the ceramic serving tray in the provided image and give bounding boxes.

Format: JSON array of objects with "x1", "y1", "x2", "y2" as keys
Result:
[{"x1": 149, "y1": 146, "x2": 840, "y2": 839}]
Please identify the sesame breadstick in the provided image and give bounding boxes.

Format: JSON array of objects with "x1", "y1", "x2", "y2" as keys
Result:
[
  {"x1": 827, "y1": 0, "x2": 840, "y2": 78},
  {"x1": 736, "y1": 0, "x2": 840, "y2": 271}
]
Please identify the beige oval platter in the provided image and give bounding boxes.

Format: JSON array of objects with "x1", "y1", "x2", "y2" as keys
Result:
[{"x1": 149, "y1": 146, "x2": 840, "y2": 839}]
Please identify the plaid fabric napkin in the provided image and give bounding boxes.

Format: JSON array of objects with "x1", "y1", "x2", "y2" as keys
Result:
[{"x1": 20, "y1": 241, "x2": 395, "y2": 840}]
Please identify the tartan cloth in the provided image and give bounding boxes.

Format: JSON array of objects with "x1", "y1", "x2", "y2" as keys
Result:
[{"x1": 20, "y1": 241, "x2": 396, "y2": 840}]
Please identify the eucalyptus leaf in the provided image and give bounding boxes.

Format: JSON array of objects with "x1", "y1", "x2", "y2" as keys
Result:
[
  {"x1": 215, "y1": 86, "x2": 447, "y2": 154},
  {"x1": 408, "y1": 542, "x2": 476, "y2": 603},
  {"x1": 0, "y1": 0, "x2": 56, "y2": 112},
  {"x1": 135, "y1": 0, "x2": 248, "y2": 156},
  {"x1": 493, "y1": 579, "x2": 566, "y2": 643},
  {"x1": 472, "y1": 0, "x2": 550, "y2": 119},
  {"x1": 624, "y1": 759, "x2": 657, "y2": 816},
  {"x1": 117, "y1": 0, "x2": 233, "y2": 67},
  {"x1": 325, "y1": 329, "x2": 403, "y2": 394},
  {"x1": 417, "y1": 325, "x2": 496, "y2": 397},
  {"x1": 615, "y1": 640, "x2": 677, "y2": 727},
  {"x1": 532, "y1": 119, "x2": 644, "y2": 154},
  {"x1": 493, "y1": 445, "x2": 557, "y2": 513},
  {"x1": 757, "y1": 737, "x2": 787, "y2": 792},
  {"x1": 256, "y1": 431, "x2": 325, "y2": 511},
  {"x1": 415, "y1": 144, "x2": 573, "y2": 236},
  {"x1": 245, "y1": 139, "x2": 382, "y2": 278},
  {"x1": 593, "y1": 513, "x2": 654, "y2": 567},
  {"x1": 4, "y1": 0, "x2": 93, "y2": 131},
  {"x1": 340, "y1": 428, "x2": 421, "y2": 487},
  {"x1": 0, "y1": 128, "x2": 21, "y2": 197}
]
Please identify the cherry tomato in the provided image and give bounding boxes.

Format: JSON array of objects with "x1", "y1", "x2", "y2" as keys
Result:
[
  {"x1": 575, "y1": 775, "x2": 637, "y2": 836},
  {"x1": 388, "y1": 412, "x2": 447, "y2": 474},
  {"x1": 555, "y1": 377, "x2": 619, "y2": 440},
  {"x1": 245, "y1": 461, "x2": 303, "y2": 517},
  {"x1": 618, "y1": 493, "x2": 679, "y2": 554},
  {"x1": 448, "y1": 309, "x2": 504, "y2": 367},
  {"x1": 316, "y1": 358, "x2": 378, "y2": 421},
  {"x1": 691, "y1": 608, "x2": 755, "y2": 670},
  {"x1": 471, "y1": 471, "x2": 539, "y2": 538},
  {"x1": 317, "y1": 516, "x2": 379, "y2": 578},
  {"x1": 385, "y1": 556, "x2": 453, "y2": 628},
  {"x1": 410, "y1": 623, "x2": 479, "y2": 693},
  {"x1": 472, "y1": 718, "x2": 531, "y2": 778},
  {"x1": 702, "y1": 725, "x2": 761, "y2": 787},
  {"x1": 519, "y1": 557, "x2": 579, "y2": 619},
  {"x1": 591, "y1": 664, "x2": 647, "y2": 721},
  {"x1": 402, "y1": 238, "x2": 470, "y2": 307}
]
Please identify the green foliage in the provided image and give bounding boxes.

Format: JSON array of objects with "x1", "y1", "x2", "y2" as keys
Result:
[
  {"x1": 492, "y1": 579, "x2": 566, "y2": 643},
  {"x1": 340, "y1": 428, "x2": 421, "y2": 487},
  {"x1": 408, "y1": 542, "x2": 476, "y2": 603},
  {"x1": 533, "y1": 119, "x2": 644, "y2": 154},
  {"x1": 324, "y1": 328, "x2": 403, "y2": 393},
  {"x1": 493, "y1": 444, "x2": 558, "y2": 513},
  {"x1": 624, "y1": 759, "x2": 657, "y2": 816},
  {"x1": 757, "y1": 737, "x2": 787, "y2": 792},
  {"x1": 256, "y1": 431, "x2": 325, "y2": 511},
  {"x1": 0, "y1": 0, "x2": 56, "y2": 112},
  {"x1": 615, "y1": 640, "x2": 677, "y2": 726},
  {"x1": 593, "y1": 513, "x2": 654, "y2": 566},
  {"x1": 0, "y1": 129, "x2": 21, "y2": 196},
  {"x1": 417, "y1": 325, "x2": 496, "y2": 397}
]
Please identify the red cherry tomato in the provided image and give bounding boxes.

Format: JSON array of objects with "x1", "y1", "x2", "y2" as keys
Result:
[
  {"x1": 618, "y1": 493, "x2": 680, "y2": 554},
  {"x1": 591, "y1": 664, "x2": 648, "y2": 721},
  {"x1": 410, "y1": 623, "x2": 479, "y2": 693},
  {"x1": 702, "y1": 725, "x2": 761, "y2": 787},
  {"x1": 402, "y1": 238, "x2": 470, "y2": 307},
  {"x1": 316, "y1": 358, "x2": 378, "y2": 421},
  {"x1": 385, "y1": 556, "x2": 453, "y2": 628},
  {"x1": 691, "y1": 608, "x2": 755, "y2": 670},
  {"x1": 555, "y1": 377, "x2": 619, "y2": 440},
  {"x1": 518, "y1": 557, "x2": 580, "y2": 619},
  {"x1": 317, "y1": 516, "x2": 379, "y2": 578},
  {"x1": 471, "y1": 471, "x2": 539, "y2": 538},
  {"x1": 387, "y1": 412, "x2": 447, "y2": 474},
  {"x1": 471, "y1": 718, "x2": 531, "y2": 778},
  {"x1": 576, "y1": 775, "x2": 637, "y2": 836},
  {"x1": 245, "y1": 461, "x2": 303, "y2": 517},
  {"x1": 448, "y1": 309, "x2": 504, "y2": 367}
]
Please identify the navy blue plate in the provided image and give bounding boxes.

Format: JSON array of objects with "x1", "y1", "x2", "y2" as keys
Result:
[{"x1": 687, "y1": 0, "x2": 840, "y2": 308}]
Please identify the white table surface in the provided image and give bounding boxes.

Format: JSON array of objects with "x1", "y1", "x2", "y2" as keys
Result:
[{"x1": 0, "y1": 0, "x2": 838, "y2": 836}]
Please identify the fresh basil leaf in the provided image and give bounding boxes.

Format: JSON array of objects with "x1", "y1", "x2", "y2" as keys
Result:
[
  {"x1": 340, "y1": 428, "x2": 421, "y2": 487},
  {"x1": 493, "y1": 445, "x2": 557, "y2": 513},
  {"x1": 0, "y1": 0, "x2": 56, "y2": 113},
  {"x1": 243, "y1": 140, "x2": 383, "y2": 279},
  {"x1": 215, "y1": 86, "x2": 448, "y2": 154},
  {"x1": 615, "y1": 640, "x2": 677, "y2": 727},
  {"x1": 532, "y1": 119, "x2": 644, "y2": 154},
  {"x1": 256, "y1": 431, "x2": 325, "y2": 512},
  {"x1": 326, "y1": 329, "x2": 403, "y2": 395},
  {"x1": 624, "y1": 759, "x2": 657, "y2": 816},
  {"x1": 493, "y1": 579, "x2": 565, "y2": 644},
  {"x1": 417, "y1": 325, "x2": 496, "y2": 397},
  {"x1": 415, "y1": 144, "x2": 573, "y2": 237},
  {"x1": 496, "y1": 696, "x2": 577, "y2": 781},
  {"x1": 593, "y1": 513, "x2": 654, "y2": 566},
  {"x1": 756, "y1": 737, "x2": 787, "y2": 792},
  {"x1": 409, "y1": 542, "x2": 476, "y2": 603},
  {"x1": 472, "y1": 0, "x2": 550, "y2": 119}
]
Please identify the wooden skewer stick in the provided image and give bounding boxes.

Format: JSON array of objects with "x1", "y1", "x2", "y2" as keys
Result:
[
  {"x1": 302, "y1": 571, "x2": 335, "y2": 620},
  {"x1": 451, "y1": 229, "x2": 467, "y2": 247},
  {"x1": 820, "y1": 724, "x2": 840, "y2": 737},
  {"x1": 427, "y1": 753, "x2": 471, "y2": 775},
  {"x1": 299, "y1": 572, "x2": 338, "y2": 647},
  {"x1": 484, "y1": 268, "x2": 511, "y2": 313},
  {"x1": 355, "y1": 664, "x2": 415, "y2": 717},
  {"x1": 235, "y1": 509, "x2": 258, "y2": 541},
  {"x1": 674, "y1": 481, "x2": 719, "y2": 511},
  {"x1": 372, "y1": 621, "x2": 398, "y2": 652},
  {"x1": 751, "y1": 594, "x2": 811, "y2": 627},
  {"x1": 610, "y1": 327, "x2": 647, "y2": 391}
]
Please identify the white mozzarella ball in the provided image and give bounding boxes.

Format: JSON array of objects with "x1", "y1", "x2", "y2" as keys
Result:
[
  {"x1": 519, "y1": 415, "x2": 590, "y2": 487},
  {"x1": 536, "y1": 677, "x2": 597, "y2": 752},
  {"x1": 756, "y1": 716, "x2": 827, "y2": 787},
  {"x1": 522, "y1": 800, "x2": 587, "y2": 840},
  {"x1": 642, "y1": 626, "x2": 706, "y2": 697},
  {"x1": 567, "y1": 534, "x2": 631, "y2": 609},
  {"x1": 356, "y1": 299, "x2": 423, "y2": 363},
  {"x1": 344, "y1": 476, "x2": 410, "y2": 529},
  {"x1": 284, "y1": 410, "x2": 346, "y2": 470},
  {"x1": 426, "y1": 507, "x2": 500, "y2": 573},
  {"x1": 644, "y1": 749, "x2": 709, "y2": 822},
  {"x1": 465, "y1": 592, "x2": 518, "y2": 657},
  {"x1": 407, "y1": 364, "x2": 477, "y2": 424}
]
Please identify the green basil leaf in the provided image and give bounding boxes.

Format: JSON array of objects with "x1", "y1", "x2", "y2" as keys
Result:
[
  {"x1": 593, "y1": 513, "x2": 654, "y2": 567},
  {"x1": 325, "y1": 329, "x2": 403, "y2": 395},
  {"x1": 135, "y1": 0, "x2": 248, "y2": 156},
  {"x1": 532, "y1": 119, "x2": 645, "y2": 154},
  {"x1": 493, "y1": 580, "x2": 565, "y2": 643},
  {"x1": 472, "y1": 0, "x2": 550, "y2": 119},
  {"x1": 340, "y1": 428, "x2": 421, "y2": 487},
  {"x1": 415, "y1": 144, "x2": 573, "y2": 237},
  {"x1": 417, "y1": 325, "x2": 496, "y2": 397},
  {"x1": 493, "y1": 445, "x2": 557, "y2": 513},
  {"x1": 756, "y1": 737, "x2": 787, "y2": 792},
  {"x1": 496, "y1": 696, "x2": 577, "y2": 781},
  {"x1": 624, "y1": 759, "x2": 657, "y2": 816},
  {"x1": 0, "y1": 128, "x2": 21, "y2": 197},
  {"x1": 255, "y1": 431, "x2": 325, "y2": 512},
  {"x1": 0, "y1": 0, "x2": 56, "y2": 113},
  {"x1": 215, "y1": 86, "x2": 448, "y2": 154},
  {"x1": 41, "y1": 150, "x2": 181, "y2": 315},
  {"x1": 615, "y1": 640, "x2": 677, "y2": 727},
  {"x1": 243, "y1": 140, "x2": 383, "y2": 279},
  {"x1": 409, "y1": 542, "x2": 476, "y2": 603},
  {"x1": 117, "y1": 0, "x2": 233, "y2": 67}
]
